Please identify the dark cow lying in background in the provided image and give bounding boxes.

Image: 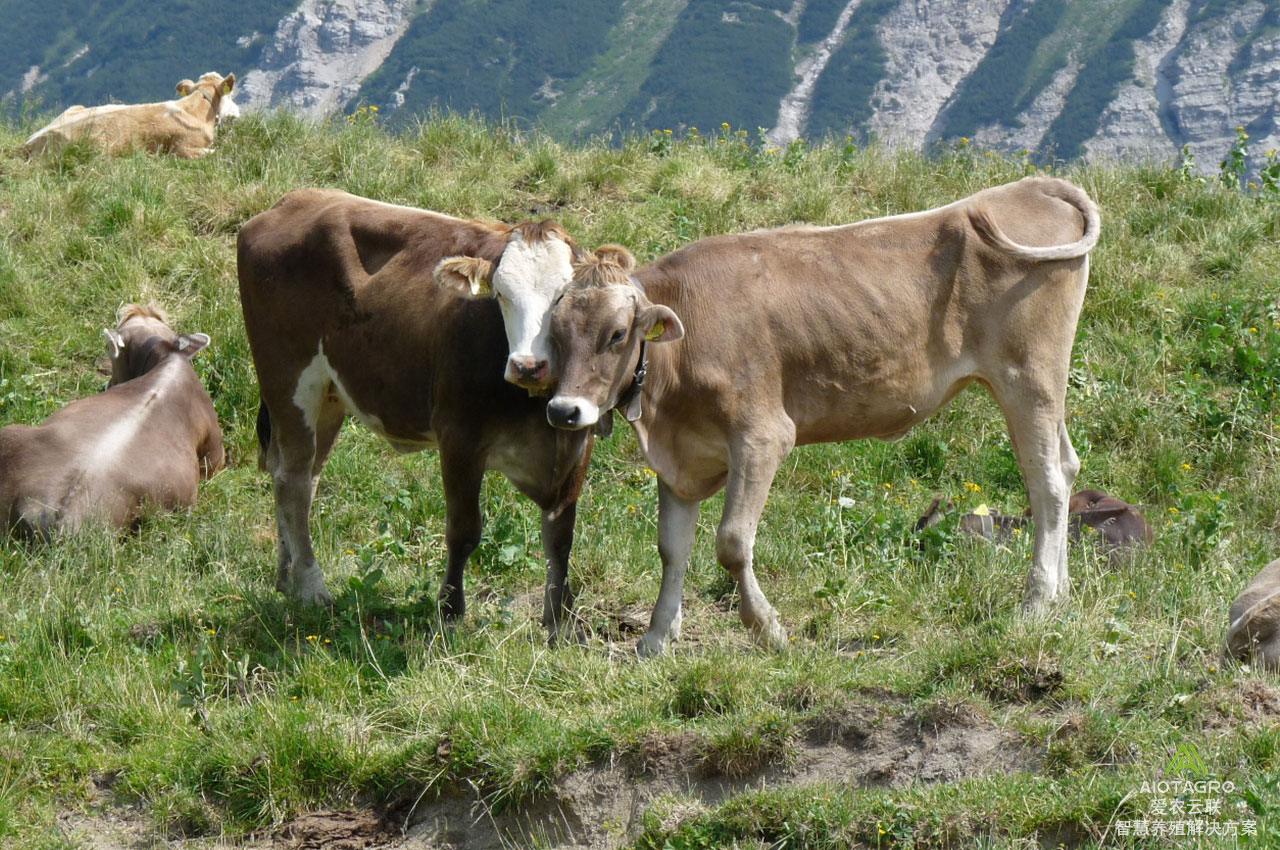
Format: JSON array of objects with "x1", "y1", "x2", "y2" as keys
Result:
[
  {"x1": 0, "y1": 304, "x2": 224, "y2": 536},
  {"x1": 237, "y1": 189, "x2": 593, "y2": 642},
  {"x1": 1227, "y1": 559, "x2": 1280, "y2": 672},
  {"x1": 544, "y1": 177, "x2": 1100, "y2": 655},
  {"x1": 916, "y1": 488, "x2": 1153, "y2": 560}
]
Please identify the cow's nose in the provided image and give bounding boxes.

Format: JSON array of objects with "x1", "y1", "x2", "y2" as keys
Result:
[
  {"x1": 510, "y1": 356, "x2": 548, "y2": 380},
  {"x1": 547, "y1": 398, "x2": 582, "y2": 429}
]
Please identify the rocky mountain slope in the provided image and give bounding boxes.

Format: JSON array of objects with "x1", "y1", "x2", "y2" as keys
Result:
[{"x1": 3, "y1": 0, "x2": 1276, "y2": 171}]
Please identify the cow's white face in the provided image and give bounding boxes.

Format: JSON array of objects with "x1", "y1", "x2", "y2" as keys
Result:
[
  {"x1": 217, "y1": 95, "x2": 241, "y2": 126},
  {"x1": 492, "y1": 234, "x2": 574, "y2": 387},
  {"x1": 435, "y1": 231, "x2": 575, "y2": 390}
]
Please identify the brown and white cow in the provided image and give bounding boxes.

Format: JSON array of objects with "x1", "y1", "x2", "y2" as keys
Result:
[
  {"x1": 544, "y1": 176, "x2": 1100, "y2": 654},
  {"x1": 0, "y1": 304, "x2": 225, "y2": 536},
  {"x1": 22, "y1": 72, "x2": 238, "y2": 159},
  {"x1": 237, "y1": 189, "x2": 593, "y2": 640},
  {"x1": 1227, "y1": 559, "x2": 1280, "y2": 672}
]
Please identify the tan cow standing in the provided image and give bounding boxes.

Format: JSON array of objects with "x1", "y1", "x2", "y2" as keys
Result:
[
  {"x1": 0, "y1": 305, "x2": 225, "y2": 536},
  {"x1": 22, "y1": 72, "x2": 238, "y2": 159},
  {"x1": 1227, "y1": 559, "x2": 1280, "y2": 671},
  {"x1": 544, "y1": 176, "x2": 1100, "y2": 655}
]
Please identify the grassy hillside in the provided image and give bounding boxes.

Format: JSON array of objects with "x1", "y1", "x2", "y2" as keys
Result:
[{"x1": 1, "y1": 113, "x2": 1279, "y2": 848}]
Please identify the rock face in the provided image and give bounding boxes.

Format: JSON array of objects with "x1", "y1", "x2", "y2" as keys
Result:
[
  {"x1": 768, "y1": 0, "x2": 864, "y2": 146},
  {"x1": 1164, "y1": 0, "x2": 1280, "y2": 173},
  {"x1": 237, "y1": 0, "x2": 420, "y2": 117},
  {"x1": 972, "y1": 60, "x2": 1079, "y2": 153},
  {"x1": 868, "y1": 0, "x2": 1011, "y2": 148},
  {"x1": 1084, "y1": 0, "x2": 1190, "y2": 166},
  {"x1": 222, "y1": 0, "x2": 1280, "y2": 172}
]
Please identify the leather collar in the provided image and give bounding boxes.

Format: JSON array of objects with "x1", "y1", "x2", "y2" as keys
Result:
[
  {"x1": 616, "y1": 275, "x2": 650, "y2": 422},
  {"x1": 595, "y1": 275, "x2": 650, "y2": 437}
]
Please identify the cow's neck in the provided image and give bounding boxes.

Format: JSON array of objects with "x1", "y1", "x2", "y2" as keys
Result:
[
  {"x1": 613, "y1": 275, "x2": 652, "y2": 422},
  {"x1": 124, "y1": 336, "x2": 177, "y2": 382},
  {"x1": 179, "y1": 89, "x2": 216, "y2": 120}
]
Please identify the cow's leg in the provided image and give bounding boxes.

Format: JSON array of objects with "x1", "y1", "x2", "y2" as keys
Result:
[
  {"x1": 989, "y1": 383, "x2": 1076, "y2": 613},
  {"x1": 637, "y1": 480, "x2": 700, "y2": 658},
  {"x1": 438, "y1": 452, "x2": 484, "y2": 622},
  {"x1": 540, "y1": 501, "x2": 578, "y2": 646},
  {"x1": 269, "y1": 406, "x2": 334, "y2": 607},
  {"x1": 1055, "y1": 420, "x2": 1081, "y2": 593},
  {"x1": 716, "y1": 426, "x2": 794, "y2": 650},
  {"x1": 310, "y1": 398, "x2": 345, "y2": 499}
]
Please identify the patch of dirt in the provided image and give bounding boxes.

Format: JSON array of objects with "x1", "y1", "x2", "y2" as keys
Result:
[
  {"x1": 56, "y1": 694, "x2": 1036, "y2": 850},
  {"x1": 1207, "y1": 678, "x2": 1280, "y2": 729},
  {"x1": 398, "y1": 696, "x2": 1034, "y2": 849},
  {"x1": 981, "y1": 660, "x2": 1065, "y2": 704},
  {"x1": 279, "y1": 809, "x2": 392, "y2": 849}
]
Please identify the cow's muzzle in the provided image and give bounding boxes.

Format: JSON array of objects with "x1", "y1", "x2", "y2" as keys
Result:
[
  {"x1": 547, "y1": 396, "x2": 598, "y2": 430},
  {"x1": 506, "y1": 355, "x2": 551, "y2": 389}
]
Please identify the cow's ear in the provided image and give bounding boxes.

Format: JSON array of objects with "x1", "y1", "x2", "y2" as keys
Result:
[
  {"x1": 434, "y1": 256, "x2": 495, "y2": 298},
  {"x1": 177, "y1": 333, "x2": 211, "y2": 358},
  {"x1": 221, "y1": 73, "x2": 235, "y2": 95},
  {"x1": 176, "y1": 79, "x2": 197, "y2": 96},
  {"x1": 638, "y1": 304, "x2": 683, "y2": 344},
  {"x1": 593, "y1": 244, "x2": 635, "y2": 273},
  {"x1": 103, "y1": 328, "x2": 124, "y2": 360}
]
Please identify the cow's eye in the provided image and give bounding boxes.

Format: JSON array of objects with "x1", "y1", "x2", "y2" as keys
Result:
[{"x1": 609, "y1": 328, "x2": 627, "y2": 346}]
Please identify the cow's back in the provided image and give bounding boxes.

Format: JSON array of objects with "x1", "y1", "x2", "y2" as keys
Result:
[
  {"x1": 0, "y1": 361, "x2": 216, "y2": 535},
  {"x1": 633, "y1": 177, "x2": 1093, "y2": 446},
  {"x1": 238, "y1": 190, "x2": 527, "y2": 444}
]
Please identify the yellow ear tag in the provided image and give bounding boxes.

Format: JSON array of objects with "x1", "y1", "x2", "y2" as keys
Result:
[
  {"x1": 644, "y1": 321, "x2": 664, "y2": 341},
  {"x1": 469, "y1": 277, "x2": 491, "y2": 297},
  {"x1": 222, "y1": 83, "x2": 232, "y2": 95},
  {"x1": 972, "y1": 503, "x2": 991, "y2": 516}
]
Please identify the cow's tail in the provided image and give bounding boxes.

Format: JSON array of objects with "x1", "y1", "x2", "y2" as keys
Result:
[
  {"x1": 968, "y1": 180, "x2": 1100, "y2": 262},
  {"x1": 256, "y1": 401, "x2": 272, "y2": 472}
]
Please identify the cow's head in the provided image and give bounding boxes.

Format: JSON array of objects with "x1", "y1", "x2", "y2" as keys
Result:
[
  {"x1": 434, "y1": 221, "x2": 580, "y2": 391},
  {"x1": 177, "y1": 71, "x2": 238, "y2": 125},
  {"x1": 103, "y1": 303, "x2": 209, "y2": 386},
  {"x1": 544, "y1": 245, "x2": 683, "y2": 430}
]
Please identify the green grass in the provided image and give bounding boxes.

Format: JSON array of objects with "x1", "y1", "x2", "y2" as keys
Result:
[{"x1": 1, "y1": 112, "x2": 1280, "y2": 847}]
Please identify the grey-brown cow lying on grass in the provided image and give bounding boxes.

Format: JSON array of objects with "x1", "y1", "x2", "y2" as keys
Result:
[
  {"x1": 1227, "y1": 559, "x2": 1280, "y2": 672},
  {"x1": 544, "y1": 177, "x2": 1100, "y2": 655},
  {"x1": 916, "y1": 488, "x2": 1153, "y2": 560},
  {"x1": 237, "y1": 189, "x2": 593, "y2": 641},
  {"x1": 22, "y1": 72, "x2": 238, "y2": 159},
  {"x1": 0, "y1": 304, "x2": 225, "y2": 536}
]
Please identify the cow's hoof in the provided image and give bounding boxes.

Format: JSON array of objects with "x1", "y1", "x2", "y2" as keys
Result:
[
  {"x1": 1020, "y1": 595, "x2": 1058, "y2": 617},
  {"x1": 297, "y1": 586, "x2": 334, "y2": 608},
  {"x1": 636, "y1": 632, "x2": 667, "y2": 658},
  {"x1": 755, "y1": 620, "x2": 790, "y2": 652},
  {"x1": 546, "y1": 619, "x2": 587, "y2": 648},
  {"x1": 438, "y1": 590, "x2": 465, "y2": 622}
]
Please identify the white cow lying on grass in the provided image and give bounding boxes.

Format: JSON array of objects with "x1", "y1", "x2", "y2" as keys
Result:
[{"x1": 22, "y1": 71, "x2": 238, "y2": 159}]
